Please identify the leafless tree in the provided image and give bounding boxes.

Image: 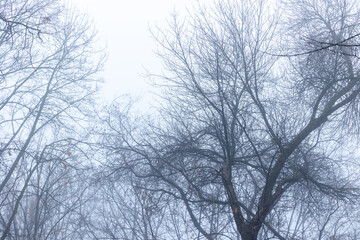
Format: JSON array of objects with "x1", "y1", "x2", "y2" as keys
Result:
[
  {"x1": 104, "y1": 0, "x2": 360, "y2": 239},
  {"x1": 0, "y1": 1, "x2": 103, "y2": 239}
]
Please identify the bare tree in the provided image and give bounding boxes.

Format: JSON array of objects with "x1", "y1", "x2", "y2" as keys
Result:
[
  {"x1": 104, "y1": 0, "x2": 360, "y2": 239},
  {"x1": 0, "y1": 1, "x2": 103, "y2": 239},
  {"x1": 1, "y1": 137, "x2": 96, "y2": 240}
]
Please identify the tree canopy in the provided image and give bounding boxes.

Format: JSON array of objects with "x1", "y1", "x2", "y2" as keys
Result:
[{"x1": 1, "y1": 0, "x2": 360, "y2": 239}]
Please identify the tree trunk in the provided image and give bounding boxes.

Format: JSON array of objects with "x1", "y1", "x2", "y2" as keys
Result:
[{"x1": 240, "y1": 224, "x2": 260, "y2": 240}]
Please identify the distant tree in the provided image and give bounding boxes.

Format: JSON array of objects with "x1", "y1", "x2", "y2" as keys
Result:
[
  {"x1": 105, "y1": 0, "x2": 360, "y2": 239},
  {"x1": 0, "y1": 1, "x2": 103, "y2": 239}
]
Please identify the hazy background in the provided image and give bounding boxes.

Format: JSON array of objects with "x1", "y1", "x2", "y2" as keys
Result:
[{"x1": 70, "y1": 0, "x2": 194, "y2": 102}]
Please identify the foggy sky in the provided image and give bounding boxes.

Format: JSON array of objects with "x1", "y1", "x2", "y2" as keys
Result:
[{"x1": 70, "y1": 0, "x2": 195, "y2": 102}]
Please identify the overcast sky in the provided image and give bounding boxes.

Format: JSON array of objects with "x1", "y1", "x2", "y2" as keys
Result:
[{"x1": 70, "y1": 0, "x2": 194, "y2": 102}]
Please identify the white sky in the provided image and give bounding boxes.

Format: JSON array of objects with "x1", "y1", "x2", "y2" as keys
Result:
[{"x1": 69, "y1": 0, "x2": 194, "y2": 102}]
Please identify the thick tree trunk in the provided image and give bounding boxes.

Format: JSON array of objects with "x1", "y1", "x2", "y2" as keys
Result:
[{"x1": 240, "y1": 224, "x2": 260, "y2": 240}]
